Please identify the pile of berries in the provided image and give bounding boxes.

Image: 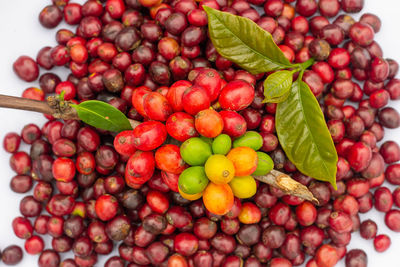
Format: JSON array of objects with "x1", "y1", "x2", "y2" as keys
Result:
[{"x1": 3, "y1": 0, "x2": 400, "y2": 266}]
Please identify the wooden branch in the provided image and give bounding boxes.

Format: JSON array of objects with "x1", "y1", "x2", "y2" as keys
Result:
[
  {"x1": 254, "y1": 169, "x2": 318, "y2": 204},
  {"x1": 0, "y1": 94, "x2": 317, "y2": 202},
  {"x1": 0, "y1": 94, "x2": 54, "y2": 115},
  {"x1": 0, "y1": 94, "x2": 141, "y2": 126}
]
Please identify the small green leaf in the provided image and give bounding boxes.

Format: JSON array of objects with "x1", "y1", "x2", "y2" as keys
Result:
[
  {"x1": 204, "y1": 6, "x2": 293, "y2": 74},
  {"x1": 58, "y1": 90, "x2": 66, "y2": 102},
  {"x1": 71, "y1": 100, "x2": 132, "y2": 132},
  {"x1": 263, "y1": 70, "x2": 294, "y2": 103},
  {"x1": 276, "y1": 80, "x2": 338, "y2": 189}
]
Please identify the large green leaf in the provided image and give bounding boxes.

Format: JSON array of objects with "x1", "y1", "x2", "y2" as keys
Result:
[
  {"x1": 276, "y1": 80, "x2": 338, "y2": 189},
  {"x1": 263, "y1": 70, "x2": 293, "y2": 103},
  {"x1": 71, "y1": 100, "x2": 132, "y2": 132},
  {"x1": 204, "y1": 6, "x2": 293, "y2": 74}
]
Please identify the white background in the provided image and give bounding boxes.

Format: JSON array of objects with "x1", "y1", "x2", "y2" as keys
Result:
[{"x1": 0, "y1": 0, "x2": 400, "y2": 266}]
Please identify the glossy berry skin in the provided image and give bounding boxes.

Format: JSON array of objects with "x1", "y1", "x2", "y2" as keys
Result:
[
  {"x1": 132, "y1": 121, "x2": 167, "y2": 151},
  {"x1": 63, "y1": 3, "x2": 82, "y2": 25},
  {"x1": 345, "y1": 249, "x2": 367, "y2": 267},
  {"x1": 167, "y1": 80, "x2": 192, "y2": 112},
  {"x1": 262, "y1": 225, "x2": 286, "y2": 249},
  {"x1": 166, "y1": 112, "x2": 198, "y2": 142},
  {"x1": 13, "y1": 56, "x2": 40, "y2": 82},
  {"x1": 77, "y1": 127, "x2": 100, "y2": 152},
  {"x1": 131, "y1": 86, "x2": 152, "y2": 118},
  {"x1": 333, "y1": 195, "x2": 359, "y2": 215},
  {"x1": 316, "y1": 244, "x2": 339, "y2": 267},
  {"x1": 182, "y1": 86, "x2": 211, "y2": 116},
  {"x1": 347, "y1": 142, "x2": 372, "y2": 172},
  {"x1": 10, "y1": 175, "x2": 33, "y2": 193},
  {"x1": 328, "y1": 48, "x2": 350, "y2": 69},
  {"x1": 155, "y1": 144, "x2": 186, "y2": 174},
  {"x1": 392, "y1": 188, "x2": 400, "y2": 210},
  {"x1": 3, "y1": 132, "x2": 21, "y2": 153},
  {"x1": 25, "y1": 235, "x2": 45, "y2": 255},
  {"x1": 238, "y1": 202, "x2": 261, "y2": 224},
  {"x1": 143, "y1": 92, "x2": 172, "y2": 122},
  {"x1": 296, "y1": 201, "x2": 317, "y2": 226},
  {"x1": 106, "y1": 0, "x2": 126, "y2": 19},
  {"x1": 349, "y1": 22, "x2": 374, "y2": 47},
  {"x1": 75, "y1": 152, "x2": 95, "y2": 176},
  {"x1": 19, "y1": 195, "x2": 42, "y2": 218},
  {"x1": 2, "y1": 245, "x2": 23, "y2": 265},
  {"x1": 125, "y1": 151, "x2": 155, "y2": 185},
  {"x1": 193, "y1": 68, "x2": 223, "y2": 101},
  {"x1": 52, "y1": 157, "x2": 76, "y2": 182},
  {"x1": 384, "y1": 209, "x2": 400, "y2": 232},
  {"x1": 46, "y1": 194, "x2": 75, "y2": 217},
  {"x1": 38, "y1": 250, "x2": 60, "y2": 267},
  {"x1": 174, "y1": 233, "x2": 199, "y2": 257},
  {"x1": 55, "y1": 81, "x2": 76, "y2": 100},
  {"x1": 219, "y1": 80, "x2": 255, "y2": 111},
  {"x1": 39, "y1": 5, "x2": 63, "y2": 28},
  {"x1": 359, "y1": 219, "x2": 377, "y2": 240},
  {"x1": 195, "y1": 109, "x2": 224, "y2": 138},
  {"x1": 379, "y1": 107, "x2": 400, "y2": 129},
  {"x1": 220, "y1": 110, "x2": 247, "y2": 138},
  {"x1": 22, "y1": 87, "x2": 45, "y2": 101},
  {"x1": 95, "y1": 194, "x2": 119, "y2": 221},
  {"x1": 269, "y1": 257, "x2": 292, "y2": 267},
  {"x1": 380, "y1": 141, "x2": 400, "y2": 164},
  {"x1": 12, "y1": 216, "x2": 34, "y2": 239},
  {"x1": 268, "y1": 202, "x2": 291, "y2": 226},
  {"x1": 147, "y1": 190, "x2": 169, "y2": 214},
  {"x1": 166, "y1": 206, "x2": 193, "y2": 229},
  {"x1": 329, "y1": 211, "x2": 353, "y2": 233},
  {"x1": 374, "y1": 234, "x2": 391, "y2": 252},
  {"x1": 374, "y1": 187, "x2": 393, "y2": 212},
  {"x1": 113, "y1": 130, "x2": 136, "y2": 157},
  {"x1": 369, "y1": 57, "x2": 389, "y2": 83}
]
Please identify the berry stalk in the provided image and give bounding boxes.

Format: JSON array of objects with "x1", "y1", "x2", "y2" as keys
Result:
[{"x1": 254, "y1": 169, "x2": 318, "y2": 204}]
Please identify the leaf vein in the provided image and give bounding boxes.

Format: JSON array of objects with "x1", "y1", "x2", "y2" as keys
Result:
[
  {"x1": 296, "y1": 82, "x2": 332, "y2": 178},
  {"x1": 208, "y1": 12, "x2": 291, "y2": 71}
]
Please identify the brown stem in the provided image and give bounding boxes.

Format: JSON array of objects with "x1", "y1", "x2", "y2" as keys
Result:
[
  {"x1": 0, "y1": 94, "x2": 143, "y2": 126},
  {"x1": 254, "y1": 170, "x2": 318, "y2": 204},
  {"x1": 0, "y1": 94, "x2": 55, "y2": 115},
  {"x1": 46, "y1": 96, "x2": 80, "y2": 120}
]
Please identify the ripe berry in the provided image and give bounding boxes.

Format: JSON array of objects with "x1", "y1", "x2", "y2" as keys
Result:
[
  {"x1": 374, "y1": 234, "x2": 391, "y2": 252},
  {"x1": 95, "y1": 194, "x2": 119, "y2": 221}
]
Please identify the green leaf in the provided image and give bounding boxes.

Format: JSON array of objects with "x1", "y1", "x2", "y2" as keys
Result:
[
  {"x1": 263, "y1": 70, "x2": 294, "y2": 103},
  {"x1": 71, "y1": 100, "x2": 132, "y2": 132},
  {"x1": 58, "y1": 90, "x2": 65, "y2": 102},
  {"x1": 204, "y1": 6, "x2": 293, "y2": 74},
  {"x1": 276, "y1": 80, "x2": 338, "y2": 189}
]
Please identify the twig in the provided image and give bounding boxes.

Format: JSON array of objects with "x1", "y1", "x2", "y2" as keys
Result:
[
  {"x1": 0, "y1": 94, "x2": 142, "y2": 126},
  {"x1": 254, "y1": 169, "x2": 318, "y2": 204},
  {"x1": 0, "y1": 94, "x2": 54, "y2": 115}
]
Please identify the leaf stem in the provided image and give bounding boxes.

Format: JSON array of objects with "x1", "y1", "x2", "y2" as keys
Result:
[
  {"x1": 254, "y1": 170, "x2": 318, "y2": 204},
  {"x1": 298, "y1": 69, "x2": 305, "y2": 81},
  {"x1": 299, "y1": 58, "x2": 315, "y2": 71}
]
